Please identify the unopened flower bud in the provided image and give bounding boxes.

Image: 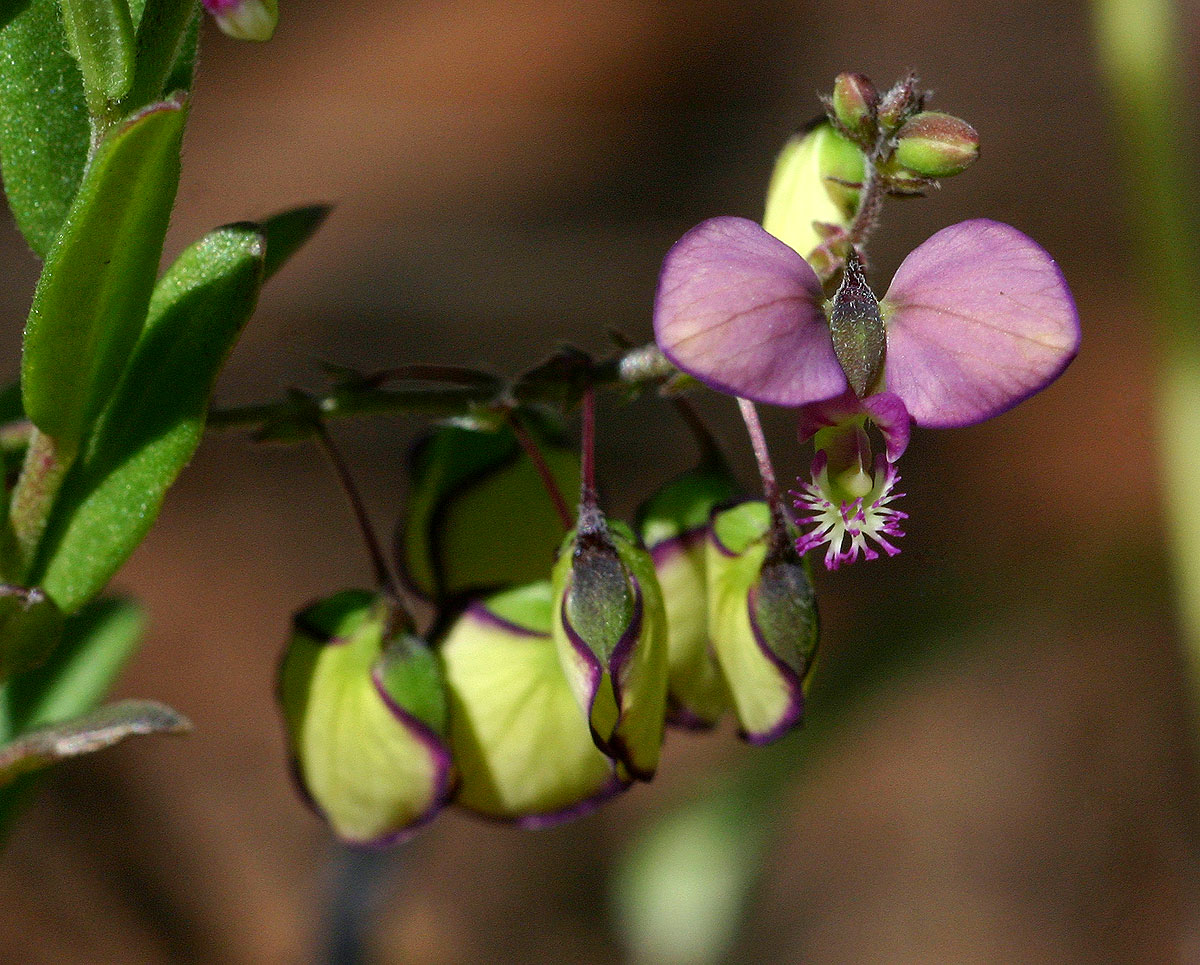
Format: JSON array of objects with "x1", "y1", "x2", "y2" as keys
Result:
[
  {"x1": 278, "y1": 591, "x2": 452, "y2": 845},
  {"x1": 829, "y1": 247, "x2": 885, "y2": 397},
  {"x1": 762, "y1": 122, "x2": 864, "y2": 264},
  {"x1": 439, "y1": 581, "x2": 626, "y2": 825},
  {"x1": 877, "y1": 74, "x2": 921, "y2": 131},
  {"x1": 638, "y1": 464, "x2": 739, "y2": 728},
  {"x1": 893, "y1": 112, "x2": 979, "y2": 178},
  {"x1": 706, "y1": 502, "x2": 818, "y2": 743},
  {"x1": 552, "y1": 511, "x2": 668, "y2": 781},
  {"x1": 831, "y1": 72, "x2": 879, "y2": 145},
  {"x1": 203, "y1": 0, "x2": 277, "y2": 41}
]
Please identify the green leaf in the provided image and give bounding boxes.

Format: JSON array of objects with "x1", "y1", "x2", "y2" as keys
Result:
[
  {"x1": 0, "y1": 0, "x2": 29, "y2": 34},
  {"x1": 261, "y1": 204, "x2": 331, "y2": 281},
  {"x1": 0, "y1": 698, "x2": 188, "y2": 786},
  {"x1": 0, "y1": 0, "x2": 90, "y2": 257},
  {"x1": 119, "y1": 0, "x2": 198, "y2": 113},
  {"x1": 58, "y1": 0, "x2": 135, "y2": 110},
  {"x1": 0, "y1": 588, "x2": 63, "y2": 683},
  {"x1": 31, "y1": 223, "x2": 265, "y2": 614},
  {"x1": 21, "y1": 96, "x2": 187, "y2": 448}
]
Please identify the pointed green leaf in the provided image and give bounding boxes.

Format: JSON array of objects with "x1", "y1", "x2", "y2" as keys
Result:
[
  {"x1": 261, "y1": 204, "x2": 331, "y2": 280},
  {"x1": 58, "y1": 0, "x2": 135, "y2": 110},
  {"x1": 30, "y1": 223, "x2": 265, "y2": 613},
  {"x1": 22, "y1": 96, "x2": 187, "y2": 448},
  {"x1": 0, "y1": 588, "x2": 63, "y2": 682},
  {"x1": 279, "y1": 591, "x2": 451, "y2": 844},
  {"x1": 0, "y1": 0, "x2": 90, "y2": 256},
  {"x1": 440, "y1": 581, "x2": 623, "y2": 823},
  {"x1": 0, "y1": 698, "x2": 187, "y2": 786}
]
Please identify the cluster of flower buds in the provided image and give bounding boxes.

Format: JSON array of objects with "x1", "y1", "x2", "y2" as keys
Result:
[{"x1": 279, "y1": 418, "x2": 820, "y2": 842}]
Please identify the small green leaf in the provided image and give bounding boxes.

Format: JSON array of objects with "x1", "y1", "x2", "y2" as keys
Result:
[
  {"x1": 0, "y1": 588, "x2": 63, "y2": 682},
  {"x1": 119, "y1": 0, "x2": 198, "y2": 113},
  {"x1": 261, "y1": 204, "x2": 331, "y2": 280},
  {"x1": 0, "y1": 0, "x2": 29, "y2": 34},
  {"x1": 58, "y1": 0, "x2": 136, "y2": 110},
  {"x1": 0, "y1": 596, "x2": 143, "y2": 742},
  {"x1": 21, "y1": 96, "x2": 187, "y2": 448},
  {"x1": 0, "y1": 0, "x2": 90, "y2": 256},
  {"x1": 0, "y1": 698, "x2": 188, "y2": 786},
  {"x1": 31, "y1": 223, "x2": 265, "y2": 614}
]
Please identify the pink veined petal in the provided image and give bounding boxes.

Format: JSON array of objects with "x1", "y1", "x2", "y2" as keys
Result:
[
  {"x1": 881, "y1": 219, "x2": 1080, "y2": 429},
  {"x1": 796, "y1": 389, "x2": 912, "y2": 462},
  {"x1": 653, "y1": 217, "x2": 848, "y2": 406}
]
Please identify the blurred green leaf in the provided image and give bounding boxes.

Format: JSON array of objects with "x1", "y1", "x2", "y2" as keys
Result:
[
  {"x1": 21, "y1": 96, "x2": 187, "y2": 449},
  {"x1": 0, "y1": 0, "x2": 28, "y2": 33},
  {"x1": 0, "y1": 698, "x2": 188, "y2": 786},
  {"x1": 262, "y1": 204, "x2": 331, "y2": 280},
  {"x1": 58, "y1": 0, "x2": 135, "y2": 110},
  {"x1": 0, "y1": 0, "x2": 90, "y2": 256},
  {"x1": 31, "y1": 223, "x2": 265, "y2": 614},
  {"x1": 0, "y1": 588, "x2": 63, "y2": 683},
  {"x1": 399, "y1": 415, "x2": 579, "y2": 602}
]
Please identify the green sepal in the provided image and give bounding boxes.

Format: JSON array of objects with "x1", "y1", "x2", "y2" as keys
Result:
[
  {"x1": 761, "y1": 121, "x2": 863, "y2": 263},
  {"x1": 706, "y1": 501, "x2": 818, "y2": 743},
  {"x1": 279, "y1": 591, "x2": 452, "y2": 844},
  {"x1": 638, "y1": 464, "x2": 739, "y2": 728},
  {"x1": 22, "y1": 96, "x2": 187, "y2": 449},
  {"x1": 0, "y1": 588, "x2": 63, "y2": 683},
  {"x1": 58, "y1": 0, "x2": 136, "y2": 110},
  {"x1": 439, "y1": 581, "x2": 625, "y2": 823},
  {"x1": 30, "y1": 223, "x2": 265, "y2": 614},
  {"x1": 399, "y1": 416, "x2": 579, "y2": 602},
  {"x1": 551, "y1": 517, "x2": 668, "y2": 781},
  {"x1": 0, "y1": 0, "x2": 90, "y2": 257}
]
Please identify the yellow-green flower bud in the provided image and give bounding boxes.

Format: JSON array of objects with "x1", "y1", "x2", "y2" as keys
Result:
[
  {"x1": 439, "y1": 581, "x2": 626, "y2": 825},
  {"x1": 706, "y1": 502, "x2": 818, "y2": 743},
  {"x1": 278, "y1": 592, "x2": 451, "y2": 845},
  {"x1": 831, "y1": 72, "x2": 879, "y2": 145},
  {"x1": 638, "y1": 465, "x2": 739, "y2": 728},
  {"x1": 761, "y1": 122, "x2": 865, "y2": 264},
  {"x1": 552, "y1": 512, "x2": 668, "y2": 781},
  {"x1": 893, "y1": 111, "x2": 980, "y2": 178}
]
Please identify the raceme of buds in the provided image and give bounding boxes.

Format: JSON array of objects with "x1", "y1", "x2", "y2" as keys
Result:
[
  {"x1": 278, "y1": 591, "x2": 452, "y2": 845},
  {"x1": 551, "y1": 509, "x2": 668, "y2": 782},
  {"x1": 638, "y1": 464, "x2": 739, "y2": 728},
  {"x1": 761, "y1": 122, "x2": 864, "y2": 264},
  {"x1": 830, "y1": 72, "x2": 879, "y2": 145},
  {"x1": 706, "y1": 501, "x2": 818, "y2": 743},
  {"x1": 202, "y1": 0, "x2": 278, "y2": 41},
  {"x1": 892, "y1": 111, "x2": 980, "y2": 178},
  {"x1": 439, "y1": 581, "x2": 627, "y2": 825}
]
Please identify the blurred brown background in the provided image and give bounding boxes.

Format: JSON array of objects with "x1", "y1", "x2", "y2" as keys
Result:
[{"x1": 0, "y1": 0, "x2": 1198, "y2": 961}]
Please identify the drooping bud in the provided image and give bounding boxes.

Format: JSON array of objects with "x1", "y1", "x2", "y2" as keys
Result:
[
  {"x1": 893, "y1": 112, "x2": 979, "y2": 178},
  {"x1": 203, "y1": 0, "x2": 278, "y2": 41},
  {"x1": 829, "y1": 248, "x2": 885, "y2": 397},
  {"x1": 552, "y1": 512, "x2": 668, "y2": 781},
  {"x1": 638, "y1": 464, "x2": 739, "y2": 728},
  {"x1": 706, "y1": 502, "x2": 818, "y2": 743},
  {"x1": 439, "y1": 581, "x2": 627, "y2": 825},
  {"x1": 761, "y1": 122, "x2": 865, "y2": 264},
  {"x1": 398, "y1": 418, "x2": 580, "y2": 604},
  {"x1": 830, "y1": 72, "x2": 879, "y2": 146},
  {"x1": 278, "y1": 591, "x2": 452, "y2": 845}
]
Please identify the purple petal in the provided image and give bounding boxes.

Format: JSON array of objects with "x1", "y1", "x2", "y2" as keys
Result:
[
  {"x1": 654, "y1": 217, "x2": 848, "y2": 406},
  {"x1": 881, "y1": 219, "x2": 1080, "y2": 428},
  {"x1": 796, "y1": 390, "x2": 912, "y2": 462}
]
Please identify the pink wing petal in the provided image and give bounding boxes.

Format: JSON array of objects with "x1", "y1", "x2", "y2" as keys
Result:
[
  {"x1": 881, "y1": 219, "x2": 1080, "y2": 428},
  {"x1": 653, "y1": 217, "x2": 847, "y2": 406}
]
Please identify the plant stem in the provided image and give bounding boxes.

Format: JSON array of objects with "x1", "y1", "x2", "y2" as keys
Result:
[
  {"x1": 736, "y1": 398, "x2": 787, "y2": 539},
  {"x1": 8, "y1": 429, "x2": 76, "y2": 581},
  {"x1": 509, "y1": 414, "x2": 574, "y2": 531},
  {"x1": 580, "y1": 386, "x2": 597, "y2": 507}
]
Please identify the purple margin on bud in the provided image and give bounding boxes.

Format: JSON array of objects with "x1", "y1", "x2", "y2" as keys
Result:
[
  {"x1": 647, "y1": 528, "x2": 705, "y2": 568},
  {"x1": 741, "y1": 584, "x2": 805, "y2": 745}
]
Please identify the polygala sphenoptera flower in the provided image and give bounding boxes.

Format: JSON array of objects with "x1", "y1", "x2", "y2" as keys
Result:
[{"x1": 653, "y1": 216, "x2": 1079, "y2": 567}]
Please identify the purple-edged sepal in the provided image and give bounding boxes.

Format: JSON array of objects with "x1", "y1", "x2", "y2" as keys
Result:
[
  {"x1": 439, "y1": 581, "x2": 627, "y2": 824},
  {"x1": 551, "y1": 513, "x2": 668, "y2": 781},
  {"x1": 638, "y1": 464, "x2": 738, "y2": 728},
  {"x1": 706, "y1": 502, "x2": 818, "y2": 744},
  {"x1": 278, "y1": 591, "x2": 452, "y2": 845}
]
